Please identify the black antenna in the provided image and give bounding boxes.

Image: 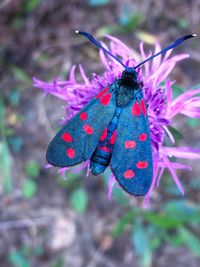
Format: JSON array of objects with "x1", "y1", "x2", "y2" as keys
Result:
[
  {"x1": 134, "y1": 34, "x2": 197, "y2": 69},
  {"x1": 76, "y1": 31, "x2": 197, "y2": 70},
  {"x1": 75, "y1": 31, "x2": 127, "y2": 68}
]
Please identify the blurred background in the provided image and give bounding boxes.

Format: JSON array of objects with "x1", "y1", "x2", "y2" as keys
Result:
[{"x1": 0, "y1": 0, "x2": 200, "y2": 266}]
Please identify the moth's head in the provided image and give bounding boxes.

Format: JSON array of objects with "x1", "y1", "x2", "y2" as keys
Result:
[{"x1": 121, "y1": 67, "x2": 138, "y2": 87}]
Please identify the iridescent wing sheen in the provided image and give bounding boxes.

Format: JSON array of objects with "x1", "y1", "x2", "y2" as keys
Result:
[
  {"x1": 47, "y1": 86, "x2": 116, "y2": 167},
  {"x1": 110, "y1": 91, "x2": 153, "y2": 196}
]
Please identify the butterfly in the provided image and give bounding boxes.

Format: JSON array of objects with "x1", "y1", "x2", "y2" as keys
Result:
[{"x1": 46, "y1": 31, "x2": 196, "y2": 196}]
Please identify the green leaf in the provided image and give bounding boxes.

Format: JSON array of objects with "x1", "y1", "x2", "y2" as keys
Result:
[
  {"x1": 172, "y1": 84, "x2": 184, "y2": 99},
  {"x1": 88, "y1": 0, "x2": 109, "y2": 6},
  {"x1": 33, "y1": 245, "x2": 44, "y2": 256},
  {"x1": 189, "y1": 179, "x2": 200, "y2": 190},
  {"x1": 8, "y1": 90, "x2": 21, "y2": 106},
  {"x1": 112, "y1": 211, "x2": 136, "y2": 237},
  {"x1": 70, "y1": 189, "x2": 88, "y2": 213},
  {"x1": 24, "y1": 0, "x2": 41, "y2": 12},
  {"x1": 144, "y1": 200, "x2": 200, "y2": 229},
  {"x1": 166, "y1": 232, "x2": 184, "y2": 246},
  {"x1": 132, "y1": 223, "x2": 153, "y2": 267},
  {"x1": 164, "y1": 200, "x2": 200, "y2": 223},
  {"x1": 25, "y1": 160, "x2": 40, "y2": 178},
  {"x1": 177, "y1": 18, "x2": 189, "y2": 29},
  {"x1": 11, "y1": 17, "x2": 24, "y2": 30},
  {"x1": 179, "y1": 227, "x2": 200, "y2": 257},
  {"x1": 8, "y1": 250, "x2": 30, "y2": 267},
  {"x1": 11, "y1": 66, "x2": 31, "y2": 85},
  {"x1": 0, "y1": 96, "x2": 5, "y2": 131},
  {"x1": 0, "y1": 139, "x2": 12, "y2": 193},
  {"x1": 96, "y1": 13, "x2": 144, "y2": 36},
  {"x1": 22, "y1": 178, "x2": 37, "y2": 199},
  {"x1": 57, "y1": 172, "x2": 82, "y2": 189},
  {"x1": 187, "y1": 118, "x2": 199, "y2": 129},
  {"x1": 51, "y1": 256, "x2": 64, "y2": 267},
  {"x1": 144, "y1": 212, "x2": 182, "y2": 228},
  {"x1": 8, "y1": 136, "x2": 23, "y2": 153}
]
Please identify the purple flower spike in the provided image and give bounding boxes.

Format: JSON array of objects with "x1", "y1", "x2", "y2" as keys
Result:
[{"x1": 34, "y1": 35, "x2": 200, "y2": 205}]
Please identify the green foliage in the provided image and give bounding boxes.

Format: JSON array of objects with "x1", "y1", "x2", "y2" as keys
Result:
[
  {"x1": 22, "y1": 178, "x2": 37, "y2": 199},
  {"x1": 11, "y1": 66, "x2": 31, "y2": 87},
  {"x1": 112, "y1": 211, "x2": 135, "y2": 237},
  {"x1": 96, "y1": 12, "x2": 144, "y2": 36},
  {"x1": 0, "y1": 96, "x2": 13, "y2": 193},
  {"x1": 57, "y1": 172, "x2": 82, "y2": 190},
  {"x1": 0, "y1": 139, "x2": 13, "y2": 193},
  {"x1": 132, "y1": 223, "x2": 153, "y2": 267},
  {"x1": 8, "y1": 245, "x2": 44, "y2": 267},
  {"x1": 177, "y1": 18, "x2": 189, "y2": 29},
  {"x1": 0, "y1": 96, "x2": 5, "y2": 131},
  {"x1": 21, "y1": 160, "x2": 40, "y2": 199},
  {"x1": 25, "y1": 160, "x2": 40, "y2": 178},
  {"x1": 88, "y1": 0, "x2": 109, "y2": 6},
  {"x1": 112, "y1": 200, "x2": 200, "y2": 267},
  {"x1": 8, "y1": 250, "x2": 30, "y2": 267},
  {"x1": 8, "y1": 136, "x2": 23, "y2": 153},
  {"x1": 8, "y1": 90, "x2": 21, "y2": 106},
  {"x1": 11, "y1": 17, "x2": 24, "y2": 30},
  {"x1": 70, "y1": 188, "x2": 88, "y2": 214},
  {"x1": 23, "y1": 0, "x2": 41, "y2": 12},
  {"x1": 172, "y1": 84, "x2": 184, "y2": 99},
  {"x1": 179, "y1": 227, "x2": 200, "y2": 257},
  {"x1": 187, "y1": 118, "x2": 199, "y2": 128},
  {"x1": 189, "y1": 179, "x2": 200, "y2": 190},
  {"x1": 51, "y1": 256, "x2": 64, "y2": 267}
]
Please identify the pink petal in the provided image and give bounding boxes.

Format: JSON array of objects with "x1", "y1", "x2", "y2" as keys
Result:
[
  {"x1": 163, "y1": 125, "x2": 175, "y2": 144},
  {"x1": 144, "y1": 153, "x2": 159, "y2": 207},
  {"x1": 79, "y1": 64, "x2": 89, "y2": 84},
  {"x1": 164, "y1": 147, "x2": 200, "y2": 159},
  {"x1": 156, "y1": 167, "x2": 165, "y2": 187},
  {"x1": 108, "y1": 174, "x2": 116, "y2": 201},
  {"x1": 163, "y1": 156, "x2": 184, "y2": 195}
]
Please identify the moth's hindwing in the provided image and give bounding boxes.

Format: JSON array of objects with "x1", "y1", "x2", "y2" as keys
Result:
[
  {"x1": 110, "y1": 92, "x2": 153, "y2": 196},
  {"x1": 47, "y1": 86, "x2": 116, "y2": 167}
]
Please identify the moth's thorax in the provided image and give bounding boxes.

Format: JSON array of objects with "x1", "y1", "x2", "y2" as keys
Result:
[{"x1": 116, "y1": 68, "x2": 140, "y2": 107}]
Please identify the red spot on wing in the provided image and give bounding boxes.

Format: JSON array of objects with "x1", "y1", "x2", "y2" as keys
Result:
[
  {"x1": 124, "y1": 170, "x2": 135, "y2": 179},
  {"x1": 136, "y1": 161, "x2": 148, "y2": 169},
  {"x1": 125, "y1": 140, "x2": 136, "y2": 149},
  {"x1": 96, "y1": 87, "x2": 109, "y2": 99},
  {"x1": 100, "y1": 128, "x2": 107, "y2": 141},
  {"x1": 110, "y1": 130, "x2": 117, "y2": 145},
  {"x1": 131, "y1": 101, "x2": 140, "y2": 116},
  {"x1": 83, "y1": 124, "x2": 94, "y2": 135},
  {"x1": 66, "y1": 148, "x2": 75, "y2": 158},
  {"x1": 139, "y1": 133, "x2": 147, "y2": 141},
  {"x1": 100, "y1": 93, "x2": 112, "y2": 106},
  {"x1": 80, "y1": 112, "x2": 88, "y2": 121},
  {"x1": 100, "y1": 146, "x2": 110, "y2": 152},
  {"x1": 140, "y1": 99, "x2": 147, "y2": 116},
  {"x1": 62, "y1": 132, "x2": 73, "y2": 143}
]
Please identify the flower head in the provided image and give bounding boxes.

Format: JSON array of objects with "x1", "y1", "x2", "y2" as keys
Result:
[{"x1": 33, "y1": 35, "x2": 200, "y2": 205}]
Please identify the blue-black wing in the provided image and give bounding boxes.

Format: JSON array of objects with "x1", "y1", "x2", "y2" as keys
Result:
[
  {"x1": 110, "y1": 92, "x2": 153, "y2": 196},
  {"x1": 47, "y1": 86, "x2": 116, "y2": 167}
]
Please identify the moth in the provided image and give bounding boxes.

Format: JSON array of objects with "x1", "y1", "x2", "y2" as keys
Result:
[{"x1": 46, "y1": 32, "x2": 196, "y2": 196}]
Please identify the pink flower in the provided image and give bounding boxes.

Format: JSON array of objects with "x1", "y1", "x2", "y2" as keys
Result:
[{"x1": 33, "y1": 34, "x2": 200, "y2": 205}]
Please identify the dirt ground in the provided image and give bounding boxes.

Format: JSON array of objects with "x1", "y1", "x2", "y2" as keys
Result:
[{"x1": 1, "y1": 1, "x2": 200, "y2": 267}]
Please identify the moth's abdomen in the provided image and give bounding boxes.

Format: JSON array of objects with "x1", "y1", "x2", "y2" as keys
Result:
[{"x1": 90, "y1": 107, "x2": 121, "y2": 175}]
